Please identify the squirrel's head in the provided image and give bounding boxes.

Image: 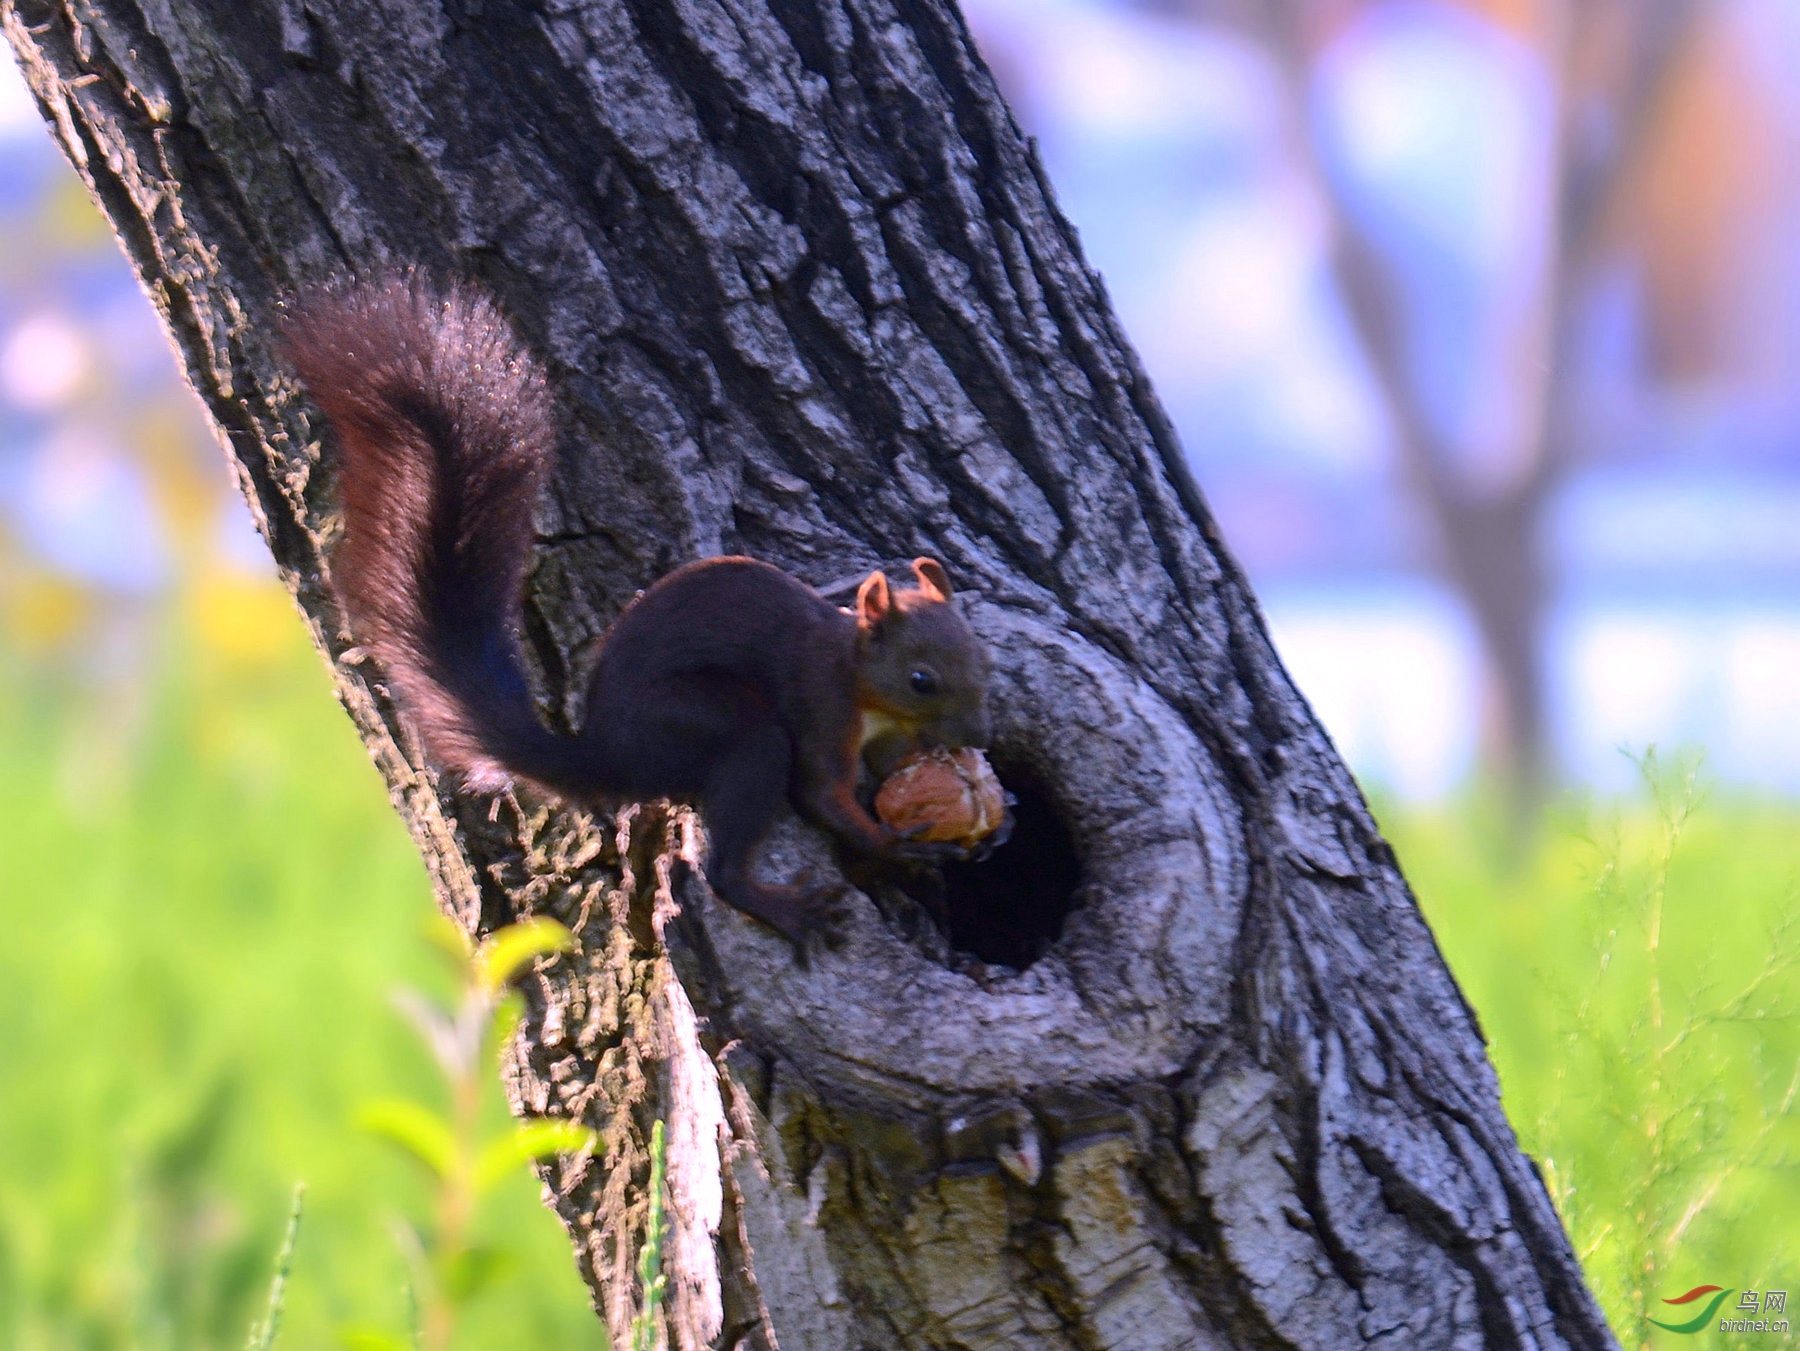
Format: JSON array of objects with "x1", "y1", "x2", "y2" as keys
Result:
[{"x1": 853, "y1": 558, "x2": 992, "y2": 767}]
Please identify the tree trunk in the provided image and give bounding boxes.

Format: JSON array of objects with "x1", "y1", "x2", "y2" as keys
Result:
[{"x1": 3, "y1": 0, "x2": 1616, "y2": 1346}]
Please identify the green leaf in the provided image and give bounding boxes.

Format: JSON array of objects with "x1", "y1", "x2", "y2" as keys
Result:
[
  {"x1": 481, "y1": 993, "x2": 524, "y2": 1064},
  {"x1": 474, "y1": 1119, "x2": 598, "y2": 1194},
  {"x1": 338, "y1": 1328, "x2": 413, "y2": 1351},
  {"x1": 421, "y1": 913, "x2": 473, "y2": 965},
  {"x1": 356, "y1": 1099, "x2": 457, "y2": 1180},
  {"x1": 472, "y1": 918, "x2": 575, "y2": 996},
  {"x1": 417, "y1": 913, "x2": 475, "y2": 988}
]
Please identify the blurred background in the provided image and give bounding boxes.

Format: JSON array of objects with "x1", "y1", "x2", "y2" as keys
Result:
[
  {"x1": 969, "y1": 0, "x2": 1800, "y2": 803},
  {"x1": 1, "y1": 2, "x2": 1795, "y2": 1346}
]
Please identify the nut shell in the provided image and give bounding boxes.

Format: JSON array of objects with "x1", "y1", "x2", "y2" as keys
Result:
[{"x1": 874, "y1": 748, "x2": 1007, "y2": 845}]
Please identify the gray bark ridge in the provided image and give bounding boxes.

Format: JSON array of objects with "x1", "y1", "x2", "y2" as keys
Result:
[{"x1": 3, "y1": 0, "x2": 1615, "y2": 1346}]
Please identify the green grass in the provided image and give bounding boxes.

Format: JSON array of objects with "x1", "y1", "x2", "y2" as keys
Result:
[
  {"x1": 0, "y1": 604, "x2": 605, "y2": 1351},
  {"x1": 0, "y1": 596, "x2": 1794, "y2": 1347},
  {"x1": 1383, "y1": 772, "x2": 1800, "y2": 1347}
]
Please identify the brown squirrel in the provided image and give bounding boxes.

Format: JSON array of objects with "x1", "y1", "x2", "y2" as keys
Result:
[{"x1": 285, "y1": 279, "x2": 993, "y2": 943}]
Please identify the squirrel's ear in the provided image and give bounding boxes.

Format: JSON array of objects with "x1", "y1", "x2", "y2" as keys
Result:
[
  {"x1": 911, "y1": 557, "x2": 953, "y2": 603},
  {"x1": 856, "y1": 570, "x2": 893, "y2": 628}
]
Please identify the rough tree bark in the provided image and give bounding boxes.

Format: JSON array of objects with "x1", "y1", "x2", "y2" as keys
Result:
[{"x1": 4, "y1": 0, "x2": 1616, "y2": 1346}]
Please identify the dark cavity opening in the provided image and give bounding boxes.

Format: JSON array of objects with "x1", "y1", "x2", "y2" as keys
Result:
[{"x1": 936, "y1": 761, "x2": 1082, "y2": 970}]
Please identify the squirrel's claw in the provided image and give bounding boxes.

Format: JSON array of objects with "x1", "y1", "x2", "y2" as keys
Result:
[
  {"x1": 965, "y1": 801, "x2": 1015, "y2": 862},
  {"x1": 883, "y1": 830, "x2": 969, "y2": 864}
]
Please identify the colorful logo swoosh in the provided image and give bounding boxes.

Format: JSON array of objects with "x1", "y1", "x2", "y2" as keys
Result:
[
  {"x1": 1662, "y1": 1286, "x2": 1725, "y2": 1304},
  {"x1": 1648, "y1": 1286, "x2": 1733, "y2": 1333}
]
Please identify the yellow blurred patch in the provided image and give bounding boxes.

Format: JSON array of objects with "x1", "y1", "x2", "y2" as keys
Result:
[
  {"x1": 137, "y1": 401, "x2": 225, "y2": 552},
  {"x1": 186, "y1": 572, "x2": 300, "y2": 666},
  {"x1": 42, "y1": 176, "x2": 116, "y2": 250},
  {"x1": 4, "y1": 573, "x2": 94, "y2": 650}
]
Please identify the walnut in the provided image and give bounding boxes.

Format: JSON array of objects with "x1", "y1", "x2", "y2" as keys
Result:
[{"x1": 874, "y1": 747, "x2": 1007, "y2": 846}]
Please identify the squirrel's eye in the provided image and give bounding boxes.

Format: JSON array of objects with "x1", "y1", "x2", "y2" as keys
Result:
[{"x1": 909, "y1": 669, "x2": 940, "y2": 696}]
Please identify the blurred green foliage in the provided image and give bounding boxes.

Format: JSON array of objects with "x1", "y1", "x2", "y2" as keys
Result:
[
  {"x1": 1386, "y1": 775, "x2": 1800, "y2": 1346},
  {"x1": 0, "y1": 580, "x2": 1793, "y2": 1347},
  {"x1": 0, "y1": 597, "x2": 605, "y2": 1350},
  {"x1": 349, "y1": 917, "x2": 596, "y2": 1351}
]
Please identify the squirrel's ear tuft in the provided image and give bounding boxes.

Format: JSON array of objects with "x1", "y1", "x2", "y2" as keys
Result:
[
  {"x1": 912, "y1": 557, "x2": 953, "y2": 603},
  {"x1": 857, "y1": 570, "x2": 893, "y2": 628}
]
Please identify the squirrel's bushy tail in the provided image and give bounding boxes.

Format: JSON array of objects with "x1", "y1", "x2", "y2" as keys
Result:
[{"x1": 286, "y1": 279, "x2": 576, "y2": 793}]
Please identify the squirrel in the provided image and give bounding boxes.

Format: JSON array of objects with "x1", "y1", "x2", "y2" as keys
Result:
[{"x1": 284, "y1": 278, "x2": 994, "y2": 944}]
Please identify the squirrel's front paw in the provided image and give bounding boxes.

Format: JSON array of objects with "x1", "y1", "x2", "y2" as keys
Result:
[
  {"x1": 963, "y1": 798, "x2": 1015, "y2": 861},
  {"x1": 884, "y1": 827, "x2": 978, "y2": 865}
]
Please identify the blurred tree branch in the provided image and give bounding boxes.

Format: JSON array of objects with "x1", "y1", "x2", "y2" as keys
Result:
[{"x1": 1243, "y1": 0, "x2": 1700, "y2": 799}]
